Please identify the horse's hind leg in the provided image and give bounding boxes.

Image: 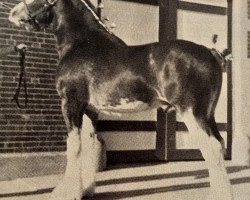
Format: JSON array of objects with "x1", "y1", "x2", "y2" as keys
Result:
[{"x1": 182, "y1": 108, "x2": 233, "y2": 200}]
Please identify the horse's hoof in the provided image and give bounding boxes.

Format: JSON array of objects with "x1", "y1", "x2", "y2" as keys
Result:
[
  {"x1": 82, "y1": 182, "x2": 96, "y2": 197},
  {"x1": 50, "y1": 180, "x2": 82, "y2": 200}
]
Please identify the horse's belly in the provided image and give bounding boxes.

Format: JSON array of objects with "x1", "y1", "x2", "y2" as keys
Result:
[
  {"x1": 94, "y1": 98, "x2": 153, "y2": 116},
  {"x1": 88, "y1": 70, "x2": 168, "y2": 116}
]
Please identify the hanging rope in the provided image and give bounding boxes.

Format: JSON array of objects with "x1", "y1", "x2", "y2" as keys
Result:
[{"x1": 12, "y1": 51, "x2": 28, "y2": 108}]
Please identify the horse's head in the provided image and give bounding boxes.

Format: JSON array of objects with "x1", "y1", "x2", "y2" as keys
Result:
[{"x1": 9, "y1": 0, "x2": 56, "y2": 31}]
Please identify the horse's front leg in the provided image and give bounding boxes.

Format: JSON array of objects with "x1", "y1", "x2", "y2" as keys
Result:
[
  {"x1": 79, "y1": 113, "x2": 97, "y2": 197},
  {"x1": 51, "y1": 129, "x2": 83, "y2": 200},
  {"x1": 50, "y1": 99, "x2": 83, "y2": 200},
  {"x1": 51, "y1": 99, "x2": 101, "y2": 200},
  {"x1": 78, "y1": 106, "x2": 106, "y2": 197}
]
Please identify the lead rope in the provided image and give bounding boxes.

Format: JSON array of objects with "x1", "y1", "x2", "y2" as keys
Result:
[{"x1": 12, "y1": 51, "x2": 28, "y2": 108}]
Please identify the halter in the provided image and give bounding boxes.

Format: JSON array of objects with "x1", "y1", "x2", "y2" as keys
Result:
[
  {"x1": 22, "y1": 0, "x2": 57, "y2": 29},
  {"x1": 21, "y1": 0, "x2": 114, "y2": 34}
]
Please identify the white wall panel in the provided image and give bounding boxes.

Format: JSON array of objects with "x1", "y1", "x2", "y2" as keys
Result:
[
  {"x1": 177, "y1": 10, "x2": 227, "y2": 51},
  {"x1": 102, "y1": 0, "x2": 159, "y2": 45}
]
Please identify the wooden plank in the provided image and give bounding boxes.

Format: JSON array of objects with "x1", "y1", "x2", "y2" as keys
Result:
[
  {"x1": 176, "y1": 122, "x2": 228, "y2": 132},
  {"x1": 106, "y1": 150, "x2": 159, "y2": 164},
  {"x1": 114, "y1": 0, "x2": 159, "y2": 6},
  {"x1": 97, "y1": 120, "x2": 156, "y2": 132},
  {"x1": 167, "y1": 148, "x2": 231, "y2": 161},
  {"x1": 168, "y1": 149, "x2": 203, "y2": 161},
  {"x1": 178, "y1": 1, "x2": 227, "y2": 15},
  {"x1": 97, "y1": 120, "x2": 228, "y2": 132}
]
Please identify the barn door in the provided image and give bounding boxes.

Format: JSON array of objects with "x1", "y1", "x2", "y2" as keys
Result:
[{"x1": 159, "y1": 0, "x2": 232, "y2": 161}]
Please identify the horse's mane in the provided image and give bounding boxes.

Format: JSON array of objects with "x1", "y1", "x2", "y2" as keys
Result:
[{"x1": 71, "y1": 0, "x2": 127, "y2": 47}]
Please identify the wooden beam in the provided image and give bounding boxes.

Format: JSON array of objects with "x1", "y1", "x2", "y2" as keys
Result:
[
  {"x1": 97, "y1": 120, "x2": 228, "y2": 132},
  {"x1": 226, "y1": 0, "x2": 233, "y2": 160},
  {"x1": 159, "y1": 0, "x2": 178, "y2": 43},
  {"x1": 97, "y1": 120, "x2": 156, "y2": 132},
  {"x1": 113, "y1": 0, "x2": 159, "y2": 6},
  {"x1": 107, "y1": 150, "x2": 159, "y2": 164},
  {"x1": 178, "y1": 1, "x2": 227, "y2": 15},
  {"x1": 176, "y1": 122, "x2": 228, "y2": 132}
]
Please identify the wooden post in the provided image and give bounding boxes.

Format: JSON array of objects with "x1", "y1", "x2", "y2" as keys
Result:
[
  {"x1": 155, "y1": 108, "x2": 176, "y2": 161},
  {"x1": 232, "y1": 0, "x2": 250, "y2": 165},
  {"x1": 226, "y1": 0, "x2": 233, "y2": 160},
  {"x1": 159, "y1": 0, "x2": 178, "y2": 43}
]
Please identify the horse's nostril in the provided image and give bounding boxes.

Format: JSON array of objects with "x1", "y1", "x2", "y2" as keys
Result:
[{"x1": 18, "y1": 19, "x2": 25, "y2": 24}]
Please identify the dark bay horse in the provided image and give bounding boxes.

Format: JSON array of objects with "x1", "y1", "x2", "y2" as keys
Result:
[{"x1": 9, "y1": 0, "x2": 233, "y2": 199}]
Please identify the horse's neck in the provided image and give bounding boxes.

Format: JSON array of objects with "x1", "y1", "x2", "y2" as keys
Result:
[
  {"x1": 73, "y1": 0, "x2": 126, "y2": 46},
  {"x1": 53, "y1": 0, "x2": 126, "y2": 58}
]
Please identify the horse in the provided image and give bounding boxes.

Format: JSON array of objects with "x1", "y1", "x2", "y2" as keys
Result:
[{"x1": 9, "y1": 0, "x2": 233, "y2": 199}]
